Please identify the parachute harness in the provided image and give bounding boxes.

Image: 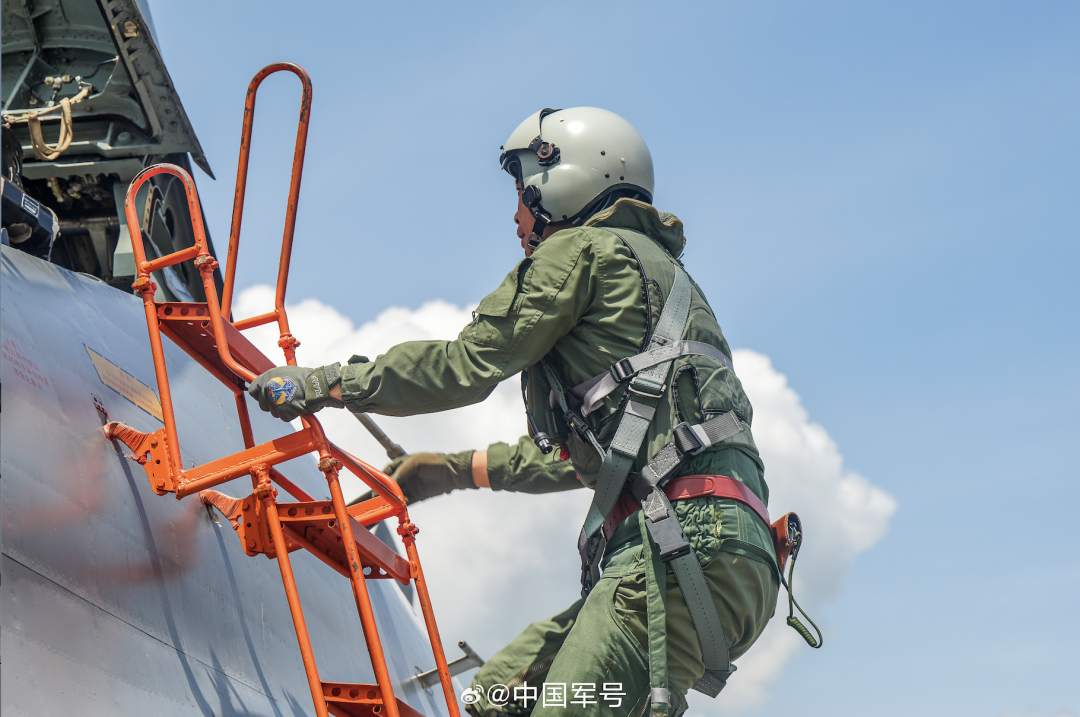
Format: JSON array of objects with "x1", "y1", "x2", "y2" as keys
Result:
[{"x1": 534, "y1": 229, "x2": 822, "y2": 713}]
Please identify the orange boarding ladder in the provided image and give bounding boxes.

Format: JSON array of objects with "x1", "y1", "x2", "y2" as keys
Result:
[{"x1": 102, "y1": 63, "x2": 460, "y2": 717}]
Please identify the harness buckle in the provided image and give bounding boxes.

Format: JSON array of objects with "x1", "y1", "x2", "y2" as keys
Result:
[
  {"x1": 610, "y1": 357, "x2": 635, "y2": 382},
  {"x1": 578, "y1": 532, "x2": 606, "y2": 596},
  {"x1": 641, "y1": 490, "x2": 692, "y2": 561},
  {"x1": 628, "y1": 374, "x2": 666, "y2": 399},
  {"x1": 649, "y1": 688, "x2": 673, "y2": 714},
  {"x1": 672, "y1": 422, "x2": 704, "y2": 454},
  {"x1": 652, "y1": 517, "x2": 692, "y2": 561}
]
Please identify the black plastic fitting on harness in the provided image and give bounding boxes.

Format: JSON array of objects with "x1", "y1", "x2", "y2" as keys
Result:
[
  {"x1": 578, "y1": 532, "x2": 607, "y2": 596},
  {"x1": 628, "y1": 373, "x2": 666, "y2": 399},
  {"x1": 641, "y1": 489, "x2": 692, "y2": 561},
  {"x1": 610, "y1": 357, "x2": 636, "y2": 382},
  {"x1": 648, "y1": 512, "x2": 691, "y2": 562},
  {"x1": 672, "y1": 422, "x2": 705, "y2": 455}
]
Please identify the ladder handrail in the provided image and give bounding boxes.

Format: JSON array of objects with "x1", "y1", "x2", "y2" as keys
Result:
[
  {"x1": 122, "y1": 161, "x2": 408, "y2": 508},
  {"x1": 125, "y1": 163, "x2": 255, "y2": 380},
  {"x1": 219, "y1": 62, "x2": 312, "y2": 330}
]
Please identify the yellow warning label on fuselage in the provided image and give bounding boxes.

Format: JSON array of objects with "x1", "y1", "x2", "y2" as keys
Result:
[{"x1": 86, "y1": 345, "x2": 164, "y2": 421}]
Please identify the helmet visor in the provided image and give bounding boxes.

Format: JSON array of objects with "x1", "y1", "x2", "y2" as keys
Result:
[{"x1": 500, "y1": 151, "x2": 524, "y2": 184}]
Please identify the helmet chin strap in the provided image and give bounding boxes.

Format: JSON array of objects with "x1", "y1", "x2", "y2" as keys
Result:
[
  {"x1": 521, "y1": 183, "x2": 550, "y2": 252},
  {"x1": 525, "y1": 214, "x2": 549, "y2": 252}
]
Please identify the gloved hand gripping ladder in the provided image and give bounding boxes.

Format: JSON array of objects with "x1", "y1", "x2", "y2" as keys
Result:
[{"x1": 102, "y1": 63, "x2": 457, "y2": 717}]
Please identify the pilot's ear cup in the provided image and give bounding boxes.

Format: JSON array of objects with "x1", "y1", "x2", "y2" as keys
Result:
[{"x1": 522, "y1": 184, "x2": 542, "y2": 209}]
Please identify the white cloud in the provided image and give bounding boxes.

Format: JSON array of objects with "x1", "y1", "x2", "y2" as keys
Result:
[{"x1": 235, "y1": 285, "x2": 897, "y2": 715}]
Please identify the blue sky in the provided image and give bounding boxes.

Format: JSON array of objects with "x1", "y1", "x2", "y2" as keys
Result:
[{"x1": 150, "y1": 2, "x2": 1079, "y2": 714}]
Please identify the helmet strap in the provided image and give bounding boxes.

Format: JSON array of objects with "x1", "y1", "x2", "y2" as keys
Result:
[{"x1": 526, "y1": 215, "x2": 549, "y2": 251}]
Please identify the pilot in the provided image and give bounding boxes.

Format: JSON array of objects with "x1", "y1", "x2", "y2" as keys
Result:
[{"x1": 250, "y1": 107, "x2": 779, "y2": 716}]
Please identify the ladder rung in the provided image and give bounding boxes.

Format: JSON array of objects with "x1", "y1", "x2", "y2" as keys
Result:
[
  {"x1": 282, "y1": 500, "x2": 411, "y2": 582},
  {"x1": 322, "y1": 682, "x2": 425, "y2": 717},
  {"x1": 202, "y1": 492, "x2": 412, "y2": 583}
]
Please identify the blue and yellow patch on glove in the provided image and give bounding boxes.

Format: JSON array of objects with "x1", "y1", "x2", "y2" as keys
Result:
[
  {"x1": 248, "y1": 363, "x2": 343, "y2": 422},
  {"x1": 266, "y1": 375, "x2": 298, "y2": 406}
]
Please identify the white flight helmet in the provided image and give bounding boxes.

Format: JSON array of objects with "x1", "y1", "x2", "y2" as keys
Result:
[{"x1": 500, "y1": 107, "x2": 654, "y2": 243}]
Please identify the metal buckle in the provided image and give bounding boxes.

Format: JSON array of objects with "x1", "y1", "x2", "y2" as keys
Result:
[
  {"x1": 610, "y1": 357, "x2": 635, "y2": 382},
  {"x1": 649, "y1": 688, "x2": 673, "y2": 714},
  {"x1": 627, "y1": 374, "x2": 665, "y2": 399}
]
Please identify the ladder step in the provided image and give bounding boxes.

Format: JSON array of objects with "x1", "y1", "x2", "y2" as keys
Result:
[
  {"x1": 157, "y1": 301, "x2": 273, "y2": 378},
  {"x1": 281, "y1": 500, "x2": 411, "y2": 582},
  {"x1": 201, "y1": 491, "x2": 412, "y2": 583},
  {"x1": 322, "y1": 682, "x2": 425, "y2": 717}
]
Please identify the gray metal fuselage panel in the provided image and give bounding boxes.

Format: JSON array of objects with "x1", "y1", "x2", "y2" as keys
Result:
[{"x1": 0, "y1": 246, "x2": 457, "y2": 716}]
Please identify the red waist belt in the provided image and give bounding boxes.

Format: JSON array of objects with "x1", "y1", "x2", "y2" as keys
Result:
[{"x1": 603, "y1": 474, "x2": 771, "y2": 541}]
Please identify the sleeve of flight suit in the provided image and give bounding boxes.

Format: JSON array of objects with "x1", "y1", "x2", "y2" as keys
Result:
[
  {"x1": 338, "y1": 229, "x2": 595, "y2": 417},
  {"x1": 485, "y1": 435, "x2": 584, "y2": 493}
]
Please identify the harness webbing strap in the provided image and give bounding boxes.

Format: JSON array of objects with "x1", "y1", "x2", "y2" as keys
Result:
[
  {"x1": 572, "y1": 341, "x2": 735, "y2": 416},
  {"x1": 635, "y1": 478, "x2": 737, "y2": 698},
  {"x1": 670, "y1": 552, "x2": 735, "y2": 697},
  {"x1": 640, "y1": 442, "x2": 682, "y2": 488},
  {"x1": 678, "y1": 411, "x2": 742, "y2": 454},
  {"x1": 640, "y1": 513, "x2": 671, "y2": 712},
  {"x1": 639, "y1": 411, "x2": 745, "y2": 486},
  {"x1": 605, "y1": 473, "x2": 771, "y2": 542},
  {"x1": 576, "y1": 269, "x2": 693, "y2": 593},
  {"x1": 635, "y1": 411, "x2": 746, "y2": 698}
]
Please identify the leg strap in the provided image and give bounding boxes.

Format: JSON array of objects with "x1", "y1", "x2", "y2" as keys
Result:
[
  {"x1": 640, "y1": 487, "x2": 736, "y2": 701},
  {"x1": 670, "y1": 553, "x2": 735, "y2": 697},
  {"x1": 640, "y1": 513, "x2": 674, "y2": 715}
]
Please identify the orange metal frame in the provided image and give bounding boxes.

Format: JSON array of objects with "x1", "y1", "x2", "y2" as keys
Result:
[{"x1": 102, "y1": 63, "x2": 460, "y2": 717}]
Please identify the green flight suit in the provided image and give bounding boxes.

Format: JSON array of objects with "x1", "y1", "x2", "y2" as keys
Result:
[{"x1": 339, "y1": 199, "x2": 778, "y2": 716}]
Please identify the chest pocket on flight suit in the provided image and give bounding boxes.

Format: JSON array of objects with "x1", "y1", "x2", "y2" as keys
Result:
[
  {"x1": 464, "y1": 258, "x2": 533, "y2": 348},
  {"x1": 465, "y1": 281, "x2": 519, "y2": 348}
]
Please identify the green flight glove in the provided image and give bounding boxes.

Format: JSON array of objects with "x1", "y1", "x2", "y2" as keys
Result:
[
  {"x1": 350, "y1": 451, "x2": 475, "y2": 505},
  {"x1": 248, "y1": 363, "x2": 344, "y2": 421}
]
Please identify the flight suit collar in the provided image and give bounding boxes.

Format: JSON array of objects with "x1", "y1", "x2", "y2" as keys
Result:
[{"x1": 583, "y1": 198, "x2": 687, "y2": 258}]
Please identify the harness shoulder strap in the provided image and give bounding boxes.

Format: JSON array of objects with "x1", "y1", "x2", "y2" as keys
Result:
[
  {"x1": 576, "y1": 265, "x2": 693, "y2": 590},
  {"x1": 572, "y1": 340, "x2": 734, "y2": 416}
]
